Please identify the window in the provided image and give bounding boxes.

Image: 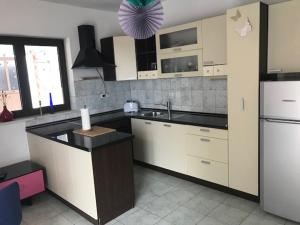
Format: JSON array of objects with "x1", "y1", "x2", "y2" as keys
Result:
[{"x1": 0, "y1": 36, "x2": 70, "y2": 117}]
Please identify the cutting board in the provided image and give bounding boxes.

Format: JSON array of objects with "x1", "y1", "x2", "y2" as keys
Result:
[{"x1": 73, "y1": 126, "x2": 116, "y2": 137}]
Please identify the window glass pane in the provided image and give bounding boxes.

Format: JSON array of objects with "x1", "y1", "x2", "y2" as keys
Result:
[
  {"x1": 0, "y1": 44, "x2": 22, "y2": 111},
  {"x1": 25, "y1": 46, "x2": 64, "y2": 109}
]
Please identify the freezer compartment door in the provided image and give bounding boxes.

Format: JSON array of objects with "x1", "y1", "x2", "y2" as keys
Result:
[
  {"x1": 260, "y1": 81, "x2": 300, "y2": 119},
  {"x1": 261, "y1": 119, "x2": 300, "y2": 222}
]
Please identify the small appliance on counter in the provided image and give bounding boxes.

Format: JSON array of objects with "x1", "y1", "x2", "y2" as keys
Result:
[{"x1": 124, "y1": 100, "x2": 139, "y2": 113}]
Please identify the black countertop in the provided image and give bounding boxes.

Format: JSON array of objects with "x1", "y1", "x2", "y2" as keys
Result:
[{"x1": 27, "y1": 110, "x2": 228, "y2": 152}]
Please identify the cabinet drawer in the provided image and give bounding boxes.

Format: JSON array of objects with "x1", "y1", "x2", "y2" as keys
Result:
[
  {"x1": 0, "y1": 170, "x2": 45, "y2": 200},
  {"x1": 138, "y1": 70, "x2": 158, "y2": 80},
  {"x1": 186, "y1": 156, "x2": 228, "y2": 186},
  {"x1": 186, "y1": 125, "x2": 228, "y2": 139},
  {"x1": 186, "y1": 134, "x2": 228, "y2": 163},
  {"x1": 203, "y1": 66, "x2": 214, "y2": 76},
  {"x1": 214, "y1": 65, "x2": 225, "y2": 76}
]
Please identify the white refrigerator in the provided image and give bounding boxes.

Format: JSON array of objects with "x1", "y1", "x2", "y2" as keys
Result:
[{"x1": 261, "y1": 81, "x2": 300, "y2": 223}]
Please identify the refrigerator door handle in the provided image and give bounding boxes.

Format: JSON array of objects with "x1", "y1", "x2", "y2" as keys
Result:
[{"x1": 265, "y1": 118, "x2": 300, "y2": 125}]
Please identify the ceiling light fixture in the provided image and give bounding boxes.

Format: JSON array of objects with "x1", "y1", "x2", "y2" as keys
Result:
[{"x1": 118, "y1": 0, "x2": 164, "y2": 39}]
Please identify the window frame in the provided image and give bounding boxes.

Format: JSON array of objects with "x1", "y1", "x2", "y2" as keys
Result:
[{"x1": 0, "y1": 36, "x2": 70, "y2": 118}]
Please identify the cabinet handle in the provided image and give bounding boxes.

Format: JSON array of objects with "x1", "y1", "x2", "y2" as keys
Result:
[
  {"x1": 200, "y1": 128, "x2": 210, "y2": 132},
  {"x1": 241, "y1": 98, "x2": 245, "y2": 111},
  {"x1": 145, "y1": 122, "x2": 152, "y2": 125},
  {"x1": 163, "y1": 124, "x2": 171, "y2": 127},
  {"x1": 282, "y1": 99, "x2": 296, "y2": 102},
  {"x1": 268, "y1": 69, "x2": 283, "y2": 73},
  {"x1": 200, "y1": 138, "x2": 210, "y2": 142},
  {"x1": 175, "y1": 74, "x2": 183, "y2": 77},
  {"x1": 173, "y1": 47, "x2": 182, "y2": 52},
  {"x1": 201, "y1": 160, "x2": 211, "y2": 165}
]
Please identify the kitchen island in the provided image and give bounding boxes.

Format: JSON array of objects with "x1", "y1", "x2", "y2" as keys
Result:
[{"x1": 27, "y1": 121, "x2": 134, "y2": 225}]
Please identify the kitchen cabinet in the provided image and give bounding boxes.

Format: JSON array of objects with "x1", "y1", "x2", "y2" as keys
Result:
[
  {"x1": 186, "y1": 156, "x2": 228, "y2": 186},
  {"x1": 203, "y1": 65, "x2": 227, "y2": 77},
  {"x1": 156, "y1": 21, "x2": 202, "y2": 54},
  {"x1": 152, "y1": 122, "x2": 186, "y2": 174},
  {"x1": 227, "y1": 2, "x2": 268, "y2": 196},
  {"x1": 202, "y1": 15, "x2": 227, "y2": 66},
  {"x1": 28, "y1": 133, "x2": 134, "y2": 224},
  {"x1": 131, "y1": 119, "x2": 155, "y2": 164},
  {"x1": 28, "y1": 133, "x2": 98, "y2": 219},
  {"x1": 138, "y1": 70, "x2": 158, "y2": 80},
  {"x1": 268, "y1": 0, "x2": 300, "y2": 73},
  {"x1": 185, "y1": 125, "x2": 229, "y2": 186},
  {"x1": 157, "y1": 49, "x2": 203, "y2": 78},
  {"x1": 131, "y1": 119, "x2": 186, "y2": 174},
  {"x1": 132, "y1": 118, "x2": 229, "y2": 186},
  {"x1": 101, "y1": 36, "x2": 137, "y2": 81},
  {"x1": 135, "y1": 36, "x2": 158, "y2": 80}
]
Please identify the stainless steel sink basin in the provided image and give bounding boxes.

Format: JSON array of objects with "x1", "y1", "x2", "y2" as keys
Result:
[{"x1": 140, "y1": 111, "x2": 164, "y2": 117}]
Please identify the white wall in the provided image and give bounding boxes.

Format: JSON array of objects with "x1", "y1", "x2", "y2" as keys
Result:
[
  {"x1": 0, "y1": 0, "x2": 122, "y2": 167},
  {"x1": 0, "y1": 121, "x2": 29, "y2": 167}
]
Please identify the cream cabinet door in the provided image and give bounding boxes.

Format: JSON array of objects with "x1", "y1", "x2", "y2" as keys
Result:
[
  {"x1": 28, "y1": 133, "x2": 57, "y2": 191},
  {"x1": 27, "y1": 134, "x2": 98, "y2": 219},
  {"x1": 227, "y1": 2, "x2": 264, "y2": 196},
  {"x1": 152, "y1": 122, "x2": 186, "y2": 174},
  {"x1": 114, "y1": 36, "x2": 137, "y2": 81},
  {"x1": 156, "y1": 21, "x2": 202, "y2": 54},
  {"x1": 202, "y1": 15, "x2": 227, "y2": 66},
  {"x1": 131, "y1": 119, "x2": 155, "y2": 164},
  {"x1": 268, "y1": 0, "x2": 300, "y2": 73}
]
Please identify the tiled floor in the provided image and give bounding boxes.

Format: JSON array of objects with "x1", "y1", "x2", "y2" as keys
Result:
[{"x1": 22, "y1": 165, "x2": 299, "y2": 225}]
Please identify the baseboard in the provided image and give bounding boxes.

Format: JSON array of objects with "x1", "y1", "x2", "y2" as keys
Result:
[{"x1": 134, "y1": 160, "x2": 259, "y2": 203}]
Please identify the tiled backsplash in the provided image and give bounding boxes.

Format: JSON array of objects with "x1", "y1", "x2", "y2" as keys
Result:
[
  {"x1": 130, "y1": 77, "x2": 227, "y2": 114},
  {"x1": 73, "y1": 77, "x2": 227, "y2": 114},
  {"x1": 73, "y1": 79, "x2": 131, "y2": 112}
]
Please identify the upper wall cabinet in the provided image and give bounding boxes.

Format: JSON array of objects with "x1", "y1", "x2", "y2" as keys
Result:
[
  {"x1": 156, "y1": 21, "x2": 202, "y2": 54},
  {"x1": 157, "y1": 49, "x2": 203, "y2": 78},
  {"x1": 101, "y1": 36, "x2": 137, "y2": 81},
  {"x1": 135, "y1": 36, "x2": 158, "y2": 80},
  {"x1": 202, "y1": 15, "x2": 227, "y2": 66},
  {"x1": 268, "y1": 0, "x2": 300, "y2": 73}
]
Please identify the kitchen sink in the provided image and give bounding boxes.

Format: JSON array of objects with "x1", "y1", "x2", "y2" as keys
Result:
[{"x1": 140, "y1": 111, "x2": 164, "y2": 117}]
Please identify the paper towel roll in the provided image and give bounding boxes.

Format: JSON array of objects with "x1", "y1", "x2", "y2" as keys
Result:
[{"x1": 81, "y1": 106, "x2": 91, "y2": 131}]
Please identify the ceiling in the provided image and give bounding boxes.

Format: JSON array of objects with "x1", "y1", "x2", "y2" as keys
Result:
[{"x1": 40, "y1": 0, "x2": 289, "y2": 26}]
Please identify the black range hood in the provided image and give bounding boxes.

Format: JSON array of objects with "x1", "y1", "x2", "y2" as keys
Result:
[{"x1": 72, "y1": 25, "x2": 115, "y2": 69}]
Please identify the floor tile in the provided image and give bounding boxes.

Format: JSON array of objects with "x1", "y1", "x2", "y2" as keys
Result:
[
  {"x1": 155, "y1": 220, "x2": 172, "y2": 225},
  {"x1": 20, "y1": 166, "x2": 294, "y2": 225},
  {"x1": 197, "y1": 216, "x2": 226, "y2": 225},
  {"x1": 162, "y1": 187, "x2": 196, "y2": 205},
  {"x1": 142, "y1": 195, "x2": 179, "y2": 217},
  {"x1": 164, "y1": 206, "x2": 206, "y2": 225},
  {"x1": 223, "y1": 195, "x2": 258, "y2": 214},
  {"x1": 208, "y1": 204, "x2": 250, "y2": 225},
  {"x1": 118, "y1": 208, "x2": 161, "y2": 225},
  {"x1": 61, "y1": 208, "x2": 84, "y2": 224},
  {"x1": 183, "y1": 192, "x2": 222, "y2": 215},
  {"x1": 251, "y1": 208, "x2": 286, "y2": 224},
  {"x1": 33, "y1": 215, "x2": 73, "y2": 225},
  {"x1": 22, "y1": 200, "x2": 62, "y2": 225}
]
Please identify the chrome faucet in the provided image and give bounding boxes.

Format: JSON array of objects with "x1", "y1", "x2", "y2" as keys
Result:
[{"x1": 156, "y1": 100, "x2": 172, "y2": 120}]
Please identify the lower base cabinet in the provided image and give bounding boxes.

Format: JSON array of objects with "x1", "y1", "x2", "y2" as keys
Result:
[
  {"x1": 186, "y1": 156, "x2": 228, "y2": 186},
  {"x1": 131, "y1": 119, "x2": 185, "y2": 174},
  {"x1": 132, "y1": 118, "x2": 229, "y2": 187}
]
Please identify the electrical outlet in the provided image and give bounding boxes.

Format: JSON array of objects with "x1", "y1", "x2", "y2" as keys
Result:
[{"x1": 101, "y1": 93, "x2": 109, "y2": 98}]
